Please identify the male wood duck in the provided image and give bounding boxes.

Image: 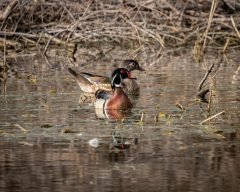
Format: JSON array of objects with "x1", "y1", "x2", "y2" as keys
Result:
[
  {"x1": 94, "y1": 68, "x2": 133, "y2": 111},
  {"x1": 68, "y1": 59, "x2": 144, "y2": 95}
]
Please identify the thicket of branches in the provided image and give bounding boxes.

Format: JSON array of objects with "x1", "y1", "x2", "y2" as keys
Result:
[{"x1": 0, "y1": 0, "x2": 240, "y2": 55}]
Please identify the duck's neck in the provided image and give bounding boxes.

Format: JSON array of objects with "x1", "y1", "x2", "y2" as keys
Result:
[
  {"x1": 113, "y1": 87, "x2": 125, "y2": 96},
  {"x1": 113, "y1": 87, "x2": 132, "y2": 105}
]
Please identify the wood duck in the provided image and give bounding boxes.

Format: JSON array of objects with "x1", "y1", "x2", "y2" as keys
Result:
[
  {"x1": 68, "y1": 59, "x2": 144, "y2": 95},
  {"x1": 94, "y1": 68, "x2": 133, "y2": 111}
]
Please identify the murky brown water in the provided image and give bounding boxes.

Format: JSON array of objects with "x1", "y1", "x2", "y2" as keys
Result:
[{"x1": 0, "y1": 47, "x2": 240, "y2": 192}]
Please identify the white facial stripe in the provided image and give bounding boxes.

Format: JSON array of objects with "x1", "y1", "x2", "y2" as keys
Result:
[
  {"x1": 114, "y1": 84, "x2": 121, "y2": 88},
  {"x1": 112, "y1": 73, "x2": 122, "y2": 87}
]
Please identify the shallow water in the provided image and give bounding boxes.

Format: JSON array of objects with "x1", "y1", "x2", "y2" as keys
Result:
[{"x1": 0, "y1": 48, "x2": 240, "y2": 192}]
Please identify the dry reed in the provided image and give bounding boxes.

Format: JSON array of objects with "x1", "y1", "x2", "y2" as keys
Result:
[{"x1": 0, "y1": 0, "x2": 239, "y2": 53}]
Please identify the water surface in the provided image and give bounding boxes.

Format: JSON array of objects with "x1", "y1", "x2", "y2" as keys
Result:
[{"x1": 0, "y1": 48, "x2": 239, "y2": 192}]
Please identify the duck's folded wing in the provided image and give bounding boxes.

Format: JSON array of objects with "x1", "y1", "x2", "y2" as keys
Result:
[
  {"x1": 95, "y1": 89, "x2": 112, "y2": 100},
  {"x1": 82, "y1": 73, "x2": 110, "y2": 85},
  {"x1": 68, "y1": 68, "x2": 110, "y2": 85}
]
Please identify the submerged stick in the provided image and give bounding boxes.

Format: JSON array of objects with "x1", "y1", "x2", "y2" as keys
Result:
[
  {"x1": 175, "y1": 103, "x2": 186, "y2": 111},
  {"x1": 196, "y1": 89, "x2": 209, "y2": 100},
  {"x1": 200, "y1": 111, "x2": 225, "y2": 125},
  {"x1": 198, "y1": 62, "x2": 214, "y2": 92},
  {"x1": 140, "y1": 112, "x2": 144, "y2": 122},
  {"x1": 197, "y1": 55, "x2": 223, "y2": 101},
  {"x1": 207, "y1": 86, "x2": 213, "y2": 113},
  {"x1": 14, "y1": 123, "x2": 28, "y2": 132},
  {"x1": 2, "y1": 30, "x2": 7, "y2": 95}
]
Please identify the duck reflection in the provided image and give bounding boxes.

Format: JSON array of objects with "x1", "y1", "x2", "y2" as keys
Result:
[
  {"x1": 111, "y1": 131, "x2": 138, "y2": 149},
  {"x1": 78, "y1": 92, "x2": 95, "y2": 104},
  {"x1": 107, "y1": 130, "x2": 138, "y2": 162}
]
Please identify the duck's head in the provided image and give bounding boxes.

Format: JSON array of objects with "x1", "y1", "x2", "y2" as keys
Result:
[
  {"x1": 123, "y1": 59, "x2": 145, "y2": 72},
  {"x1": 111, "y1": 68, "x2": 132, "y2": 90},
  {"x1": 111, "y1": 68, "x2": 130, "y2": 79}
]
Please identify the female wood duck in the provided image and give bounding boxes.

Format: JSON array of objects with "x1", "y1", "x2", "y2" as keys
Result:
[
  {"x1": 94, "y1": 68, "x2": 133, "y2": 111},
  {"x1": 121, "y1": 59, "x2": 145, "y2": 95},
  {"x1": 68, "y1": 59, "x2": 144, "y2": 95}
]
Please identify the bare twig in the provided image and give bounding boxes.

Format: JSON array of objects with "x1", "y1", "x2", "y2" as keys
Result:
[
  {"x1": 223, "y1": 38, "x2": 230, "y2": 53},
  {"x1": 230, "y1": 16, "x2": 240, "y2": 39},
  {"x1": 175, "y1": 103, "x2": 186, "y2": 111},
  {"x1": 200, "y1": 111, "x2": 225, "y2": 125},
  {"x1": 14, "y1": 123, "x2": 28, "y2": 132},
  {"x1": 140, "y1": 112, "x2": 144, "y2": 122},
  {"x1": 2, "y1": 29, "x2": 7, "y2": 95},
  {"x1": 0, "y1": 0, "x2": 18, "y2": 31},
  {"x1": 0, "y1": 0, "x2": 18, "y2": 21},
  {"x1": 202, "y1": 0, "x2": 219, "y2": 51},
  {"x1": 197, "y1": 54, "x2": 223, "y2": 102},
  {"x1": 207, "y1": 86, "x2": 213, "y2": 113},
  {"x1": 0, "y1": 31, "x2": 40, "y2": 39},
  {"x1": 198, "y1": 62, "x2": 215, "y2": 92}
]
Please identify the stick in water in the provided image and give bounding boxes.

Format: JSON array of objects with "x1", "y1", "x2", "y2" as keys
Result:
[{"x1": 200, "y1": 111, "x2": 225, "y2": 125}]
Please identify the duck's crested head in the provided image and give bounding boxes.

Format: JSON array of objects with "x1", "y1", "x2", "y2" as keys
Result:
[
  {"x1": 123, "y1": 59, "x2": 145, "y2": 72},
  {"x1": 111, "y1": 68, "x2": 130, "y2": 80},
  {"x1": 111, "y1": 68, "x2": 132, "y2": 90}
]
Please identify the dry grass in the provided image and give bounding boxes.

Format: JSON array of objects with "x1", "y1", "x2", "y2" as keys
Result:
[{"x1": 0, "y1": 0, "x2": 240, "y2": 54}]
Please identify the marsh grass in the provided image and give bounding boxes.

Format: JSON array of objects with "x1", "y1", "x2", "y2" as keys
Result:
[{"x1": 0, "y1": 0, "x2": 239, "y2": 55}]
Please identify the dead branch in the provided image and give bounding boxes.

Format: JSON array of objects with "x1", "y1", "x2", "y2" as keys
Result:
[
  {"x1": 196, "y1": 54, "x2": 223, "y2": 102},
  {"x1": 200, "y1": 111, "x2": 225, "y2": 125},
  {"x1": 0, "y1": 0, "x2": 18, "y2": 21},
  {"x1": 202, "y1": 0, "x2": 219, "y2": 51},
  {"x1": 231, "y1": 16, "x2": 240, "y2": 39},
  {"x1": 196, "y1": 89, "x2": 209, "y2": 100},
  {"x1": 0, "y1": 31, "x2": 75, "y2": 50},
  {"x1": 0, "y1": 0, "x2": 239, "y2": 50},
  {"x1": 198, "y1": 62, "x2": 215, "y2": 92}
]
